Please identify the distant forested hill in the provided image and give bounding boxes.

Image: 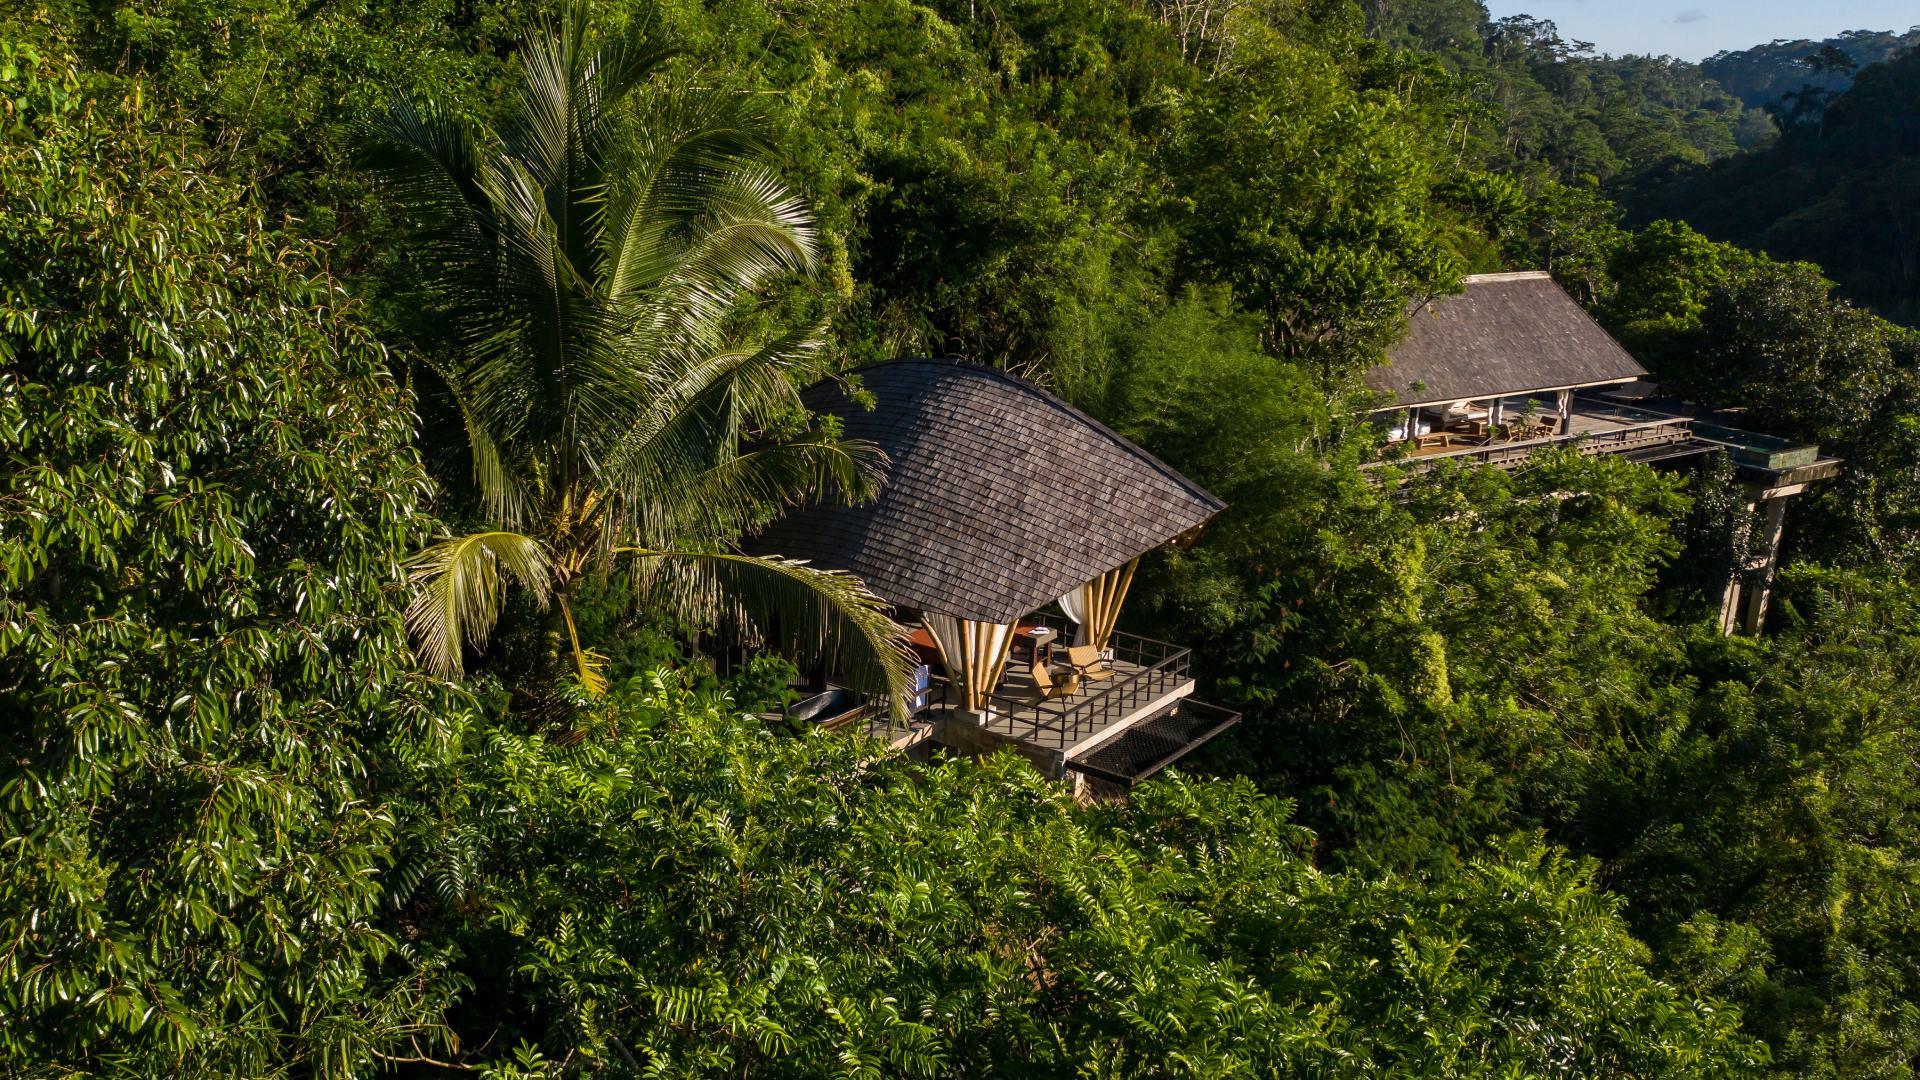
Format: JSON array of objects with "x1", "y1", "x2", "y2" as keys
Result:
[
  {"x1": 1369, "y1": 0, "x2": 1772, "y2": 184},
  {"x1": 1624, "y1": 47, "x2": 1920, "y2": 325},
  {"x1": 1702, "y1": 27, "x2": 1920, "y2": 109}
]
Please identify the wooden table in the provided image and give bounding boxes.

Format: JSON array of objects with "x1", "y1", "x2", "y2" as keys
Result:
[{"x1": 1011, "y1": 622, "x2": 1056, "y2": 667}]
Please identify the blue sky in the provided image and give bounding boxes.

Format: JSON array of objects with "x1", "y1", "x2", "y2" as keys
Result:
[{"x1": 1482, "y1": 0, "x2": 1920, "y2": 61}]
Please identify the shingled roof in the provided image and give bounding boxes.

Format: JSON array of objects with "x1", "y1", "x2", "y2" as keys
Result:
[
  {"x1": 746, "y1": 359, "x2": 1224, "y2": 624},
  {"x1": 1367, "y1": 271, "x2": 1648, "y2": 409}
]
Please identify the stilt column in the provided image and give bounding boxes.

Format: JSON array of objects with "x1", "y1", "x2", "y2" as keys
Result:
[{"x1": 1717, "y1": 482, "x2": 1804, "y2": 636}]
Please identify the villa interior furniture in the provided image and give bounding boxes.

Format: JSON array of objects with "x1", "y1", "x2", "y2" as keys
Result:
[
  {"x1": 1065, "y1": 645, "x2": 1114, "y2": 681},
  {"x1": 1013, "y1": 622, "x2": 1057, "y2": 667},
  {"x1": 1030, "y1": 661, "x2": 1079, "y2": 701}
]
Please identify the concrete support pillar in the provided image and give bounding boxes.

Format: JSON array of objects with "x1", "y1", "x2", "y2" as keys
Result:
[
  {"x1": 1739, "y1": 496, "x2": 1791, "y2": 634},
  {"x1": 1556, "y1": 388, "x2": 1572, "y2": 435},
  {"x1": 1718, "y1": 486, "x2": 1796, "y2": 636}
]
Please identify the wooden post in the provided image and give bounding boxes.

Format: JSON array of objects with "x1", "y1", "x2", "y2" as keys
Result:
[
  {"x1": 1556, "y1": 388, "x2": 1572, "y2": 435},
  {"x1": 1489, "y1": 396, "x2": 1504, "y2": 428}
]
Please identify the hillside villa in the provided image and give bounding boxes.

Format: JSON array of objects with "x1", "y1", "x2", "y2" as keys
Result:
[
  {"x1": 750, "y1": 359, "x2": 1241, "y2": 795},
  {"x1": 1366, "y1": 271, "x2": 1840, "y2": 633}
]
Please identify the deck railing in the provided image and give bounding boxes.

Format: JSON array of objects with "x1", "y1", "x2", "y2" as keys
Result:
[
  {"x1": 814, "y1": 622, "x2": 1197, "y2": 751},
  {"x1": 940, "y1": 626, "x2": 1194, "y2": 750},
  {"x1": 1375, "y1": 408, "x2": 1694, "y2": 472}
]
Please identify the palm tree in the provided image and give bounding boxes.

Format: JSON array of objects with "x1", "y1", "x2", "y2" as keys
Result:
[{"x1": 365, "y1": 3, "x2": 912, "y2": 711}]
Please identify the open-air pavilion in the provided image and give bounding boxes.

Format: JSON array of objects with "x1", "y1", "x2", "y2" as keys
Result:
[
  {"x1": 749, "y1": 358, "x2": 1238, "y2": 788},
  {"x1": 1367, "y1": 271, "x2": 1662, "y2": 457}
]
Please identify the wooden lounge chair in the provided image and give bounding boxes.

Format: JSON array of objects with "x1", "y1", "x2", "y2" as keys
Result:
[
  {"x1": 1064, "y1": 645, "x2": 1114, "y2": 681},
  {"x1": 1029, "y1": 661, "x2": 1078, "y2": 700}
]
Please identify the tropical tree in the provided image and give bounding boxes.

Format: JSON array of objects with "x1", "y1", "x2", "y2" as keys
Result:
[
  {"x1": 364, "y1": 4, "x2": 913, "y2": 707},
  {"x1": 400, "y1": 674, "x2": 1764, "y2": 1075},
  {"x1": 0, "y1": 47, "x2": 461, "y2": 1073}
]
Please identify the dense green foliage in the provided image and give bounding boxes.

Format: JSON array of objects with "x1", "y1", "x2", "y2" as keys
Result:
[
  {"x1": 8, "y1": 0, "x2": 1920, "y2": 1075},
  {"x1": 1095, "y1": 234, "x2": 1920, "y2": 1077},
  {"x1": 414, "y1": 679, "x2": 1763, "y2": 1076},
  {"x1": 1593, "y1": 221, "x2": 1920, "y2": 565},
  {"x1": 0, "y1": 51, "x2": 460, "y2": 1072},
  {"x1": 1369, "y1": 1, "x2": 1770, "y2": 185}
]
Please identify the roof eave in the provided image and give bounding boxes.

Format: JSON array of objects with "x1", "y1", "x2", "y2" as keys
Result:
[{"x1": 1366, "y1": 375, "x2": 1643, "y2": 413}]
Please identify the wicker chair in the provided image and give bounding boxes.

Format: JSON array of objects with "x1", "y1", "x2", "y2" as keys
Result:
[
  {"x1": 1065, "y1": 645, "x2": 1114, "y2": 681},
  {"x1": 1030, "y1": 661, "x2": 1079, "y2": 700}
]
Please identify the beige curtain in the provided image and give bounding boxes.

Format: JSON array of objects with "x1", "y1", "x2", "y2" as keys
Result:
[
  {"x1": 922, "y1": 613, "x2": 1015, "y2": 712},
  {"x1": 1056, "y1": 586, "x2": 1089, "y2": 645},
  {"x1": 1081, "y1": 558, "x2": 1137, "y2": 653}
]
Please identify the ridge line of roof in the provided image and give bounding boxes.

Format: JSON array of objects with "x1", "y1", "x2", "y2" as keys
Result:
[
  {"x1": 835, "y1": 358, "x2": 1226, "y2": 513},
  {"x1": 1462, "y1": 270, "x2": 1554, "y2": 282}
]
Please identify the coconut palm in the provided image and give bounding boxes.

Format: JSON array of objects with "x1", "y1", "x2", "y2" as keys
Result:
[{"x1": 365, "y1": 3, "x2": 912, "y2": 710}]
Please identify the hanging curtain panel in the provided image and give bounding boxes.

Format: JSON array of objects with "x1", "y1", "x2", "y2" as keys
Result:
[
  {"x1": 921, "y1": 613, "x2": 1015, "y2": 712},
  {"x1": 1083, "y1": 558, "x2": 1138, "y2": 653},
  {"x1": 1056, "y1": 586, "x2": 1089, "y2": 645}
]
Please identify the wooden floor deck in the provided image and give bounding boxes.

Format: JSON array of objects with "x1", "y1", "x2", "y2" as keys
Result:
[
  {"x1": 1382, "y1": 404, "x2": 1694, "y2": 470},
  {"x1": 969, "y1": 657, "x2": 1193, "y2": 755},
  {"x1": 849, "y1": 627, "x2": 1199, "y2": 767}
]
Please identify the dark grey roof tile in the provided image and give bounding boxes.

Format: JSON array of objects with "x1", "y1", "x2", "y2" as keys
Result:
[
  {"x1": 1367, "y1": 272, "x2": 1647, "y2": 408},
  {"x1": 746, "y1": 359, "x2": 1224, "y2": 622}
]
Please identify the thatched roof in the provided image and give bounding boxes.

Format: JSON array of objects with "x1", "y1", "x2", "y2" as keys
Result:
[
  {"x1": 1367, "y1": 272, "x2": 1648, "y2": 409},
  {"x1": 746, "y1": 359, "x2": 1224, "y2": 624}
]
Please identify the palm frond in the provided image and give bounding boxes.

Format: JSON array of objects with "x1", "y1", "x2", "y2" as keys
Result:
[
  {"x1": 593, "y1": 325, "x2": 825, "y2": 498},
  {"x1": 577, "y1": 32, "x2": 679, "y2": 167},
  {"x1": 638, "y1": 435, "x2": 888, "y2": 546},
  {"x1": 405, "y1": 531, "x2": 554, "y2": 678},
  {"x1": 557, "y1": 593, "x2": 610, "y2": 695},
  {"x1": 651, "y1": 167, "x2": 817, "y2": 322},
  {"x1": 363, "y1": 95, "x2": 561, "y2": 461},
  {"x1": 358, "y1": 94, "x2": 495, "y2": 260},
  {"x1": 622, "y1": 548, "x2": 915, "y2": 719},
  {"x1": 600, "y1": 91, "x2": 790, "y2": 309},
  {"x1": 462, "y1": 407, "x2": 539, "y2": 531}
]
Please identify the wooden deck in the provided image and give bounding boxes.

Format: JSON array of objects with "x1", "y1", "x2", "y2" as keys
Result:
[
  {"x1": 856, "y1": 627, "x2": 1200, "y2": 772},
  {"x1": 1379, "y1": 402, "x2": 1694, "y2": 471},
  {"x1": 967, "y1": 656, "x2": 1194, "y2": 756},
  {"x1": 850, "y1": 667, "x2": 1193, "y2": 753}
]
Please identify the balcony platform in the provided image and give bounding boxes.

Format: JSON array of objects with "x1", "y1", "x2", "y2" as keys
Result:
[
  {"x1": 1378, "y1": 401, "x2": 1696, "y2": 471},
  {"x1": 850, "y1": 624, "x2": 1236, "y2": 779},
  {"x1": 971, "y1": 657, "x2": 1195, "y2": 759}
]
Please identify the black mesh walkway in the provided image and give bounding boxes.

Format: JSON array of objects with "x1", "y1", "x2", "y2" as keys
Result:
[{"x1": 1066, "y1": 699, "x2": 1240, "y2": 787}]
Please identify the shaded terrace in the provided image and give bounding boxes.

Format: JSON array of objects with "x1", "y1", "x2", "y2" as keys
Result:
[{"x1": 748, "y1": 358, "x2": 1240, "y2": 784}]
